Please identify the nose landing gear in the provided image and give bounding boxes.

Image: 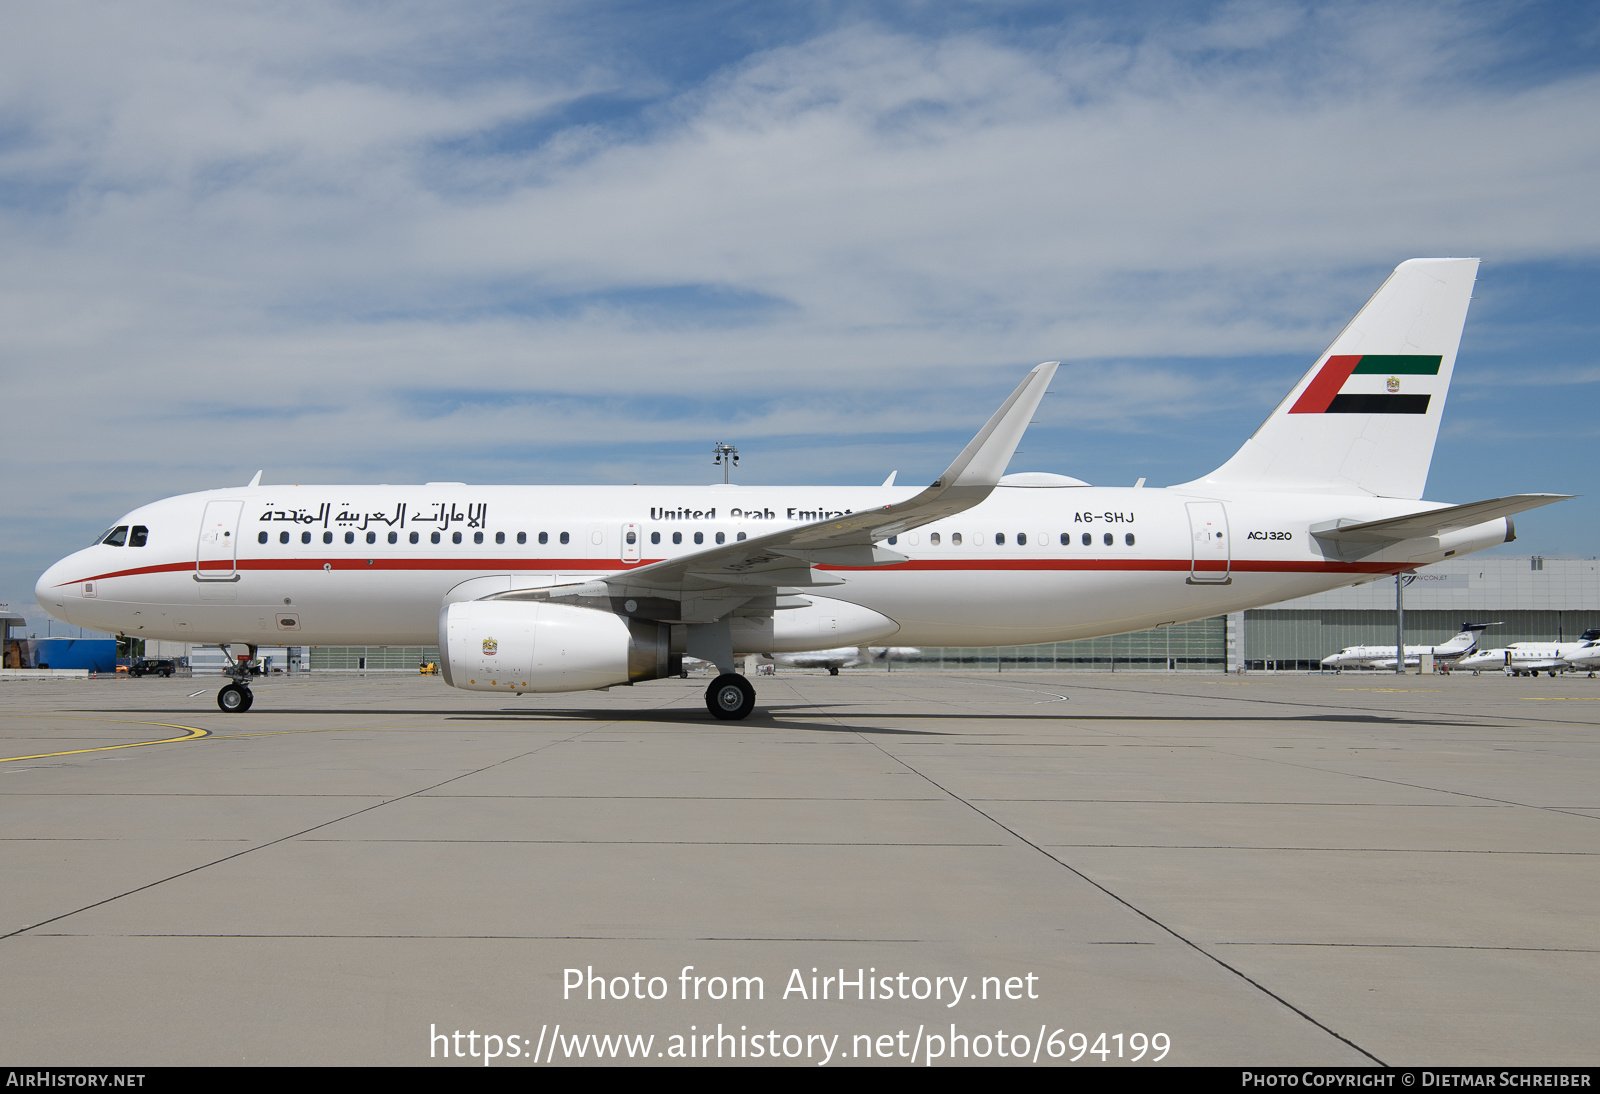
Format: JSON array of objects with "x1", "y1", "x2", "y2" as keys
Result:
[
  {"x1": 218, "y1": 682, "x2": 253, "y2": 712},
  {"x1": 705, "y1": 673, "x2": 756, "y2": 720},
  {"x1": 214, "y1": 643, "x2": 257, "y2": 713}
]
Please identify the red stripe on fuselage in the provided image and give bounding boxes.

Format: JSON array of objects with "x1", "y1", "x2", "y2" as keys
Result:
[
  {"x1": 1289, "y1": 354, "x2": 1361, "y2": 414},
  {"x1": 57, "y1": 554, "x2": 1411, "y2": 587}
]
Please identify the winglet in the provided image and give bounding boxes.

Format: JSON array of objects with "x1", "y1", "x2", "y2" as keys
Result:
[
  {"x1": 247, "y1": 470, "x2": 263, "y2": 488},
  {"x1": 933, "y1": 361, "x2": 1058, "y2": 491}
]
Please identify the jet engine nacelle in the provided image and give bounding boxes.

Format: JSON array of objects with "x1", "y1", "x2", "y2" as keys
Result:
[{"x1": 439, "y1": 601, "x2": 673, "y2": 693}]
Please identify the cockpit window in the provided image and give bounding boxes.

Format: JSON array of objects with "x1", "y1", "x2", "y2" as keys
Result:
[
  {"x1": 129, "y1": 526, "x2": 149, "y2": 547},
  {"x1": 101, "y1": 526, "x2": 129, "y2": 547}
]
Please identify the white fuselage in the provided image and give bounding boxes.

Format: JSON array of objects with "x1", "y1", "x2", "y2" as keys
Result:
[
  {"x1": 1457, "y1": 647, "x2": 1569, "y2": 674},
  {"x1": 36, "y1": 481, "x2": 1513, "y2": 654}
]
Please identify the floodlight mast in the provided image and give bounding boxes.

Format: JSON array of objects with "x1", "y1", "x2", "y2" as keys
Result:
[{"x1": 713, "y1": 442, "x2": 739, "y2": 484}]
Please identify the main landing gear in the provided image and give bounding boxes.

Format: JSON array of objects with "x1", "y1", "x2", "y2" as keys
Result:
[
  {"x1": 705, "y1": 673, "x2": 756, "y2": 720},
  {"x1": 215, "y1": 642, "x2": 257, "y2": 713}
]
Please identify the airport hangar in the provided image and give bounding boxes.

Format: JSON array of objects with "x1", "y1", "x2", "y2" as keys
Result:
[{"x1": 132, "y1": 554, "x2": 1600, "y2": 677}]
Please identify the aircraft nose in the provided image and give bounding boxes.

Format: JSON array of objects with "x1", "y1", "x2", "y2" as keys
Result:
[{"x1": 35, "y1": 555, "x2": 79, "y2": 624}]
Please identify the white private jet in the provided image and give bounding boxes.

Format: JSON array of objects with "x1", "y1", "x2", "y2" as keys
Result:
[
  {"x1": 1319, "y1": 622, "x2": 1499, "y2": 671},
  {"x1": 1457, "y1": 647, "x2": 1564, "y2": 677},
  {"x1": 36, "y1": 258, "x2": 1571, "y2": 719},
  {"x1": 1562, "y1": 641, "x2": 1600, "y2": 677},
  {"x1": 763, "y1": 647, "x2": 922, "y2": 675},
  {"x1": 1458, "y1": 629, "x2": 1600, "y2": 676}
]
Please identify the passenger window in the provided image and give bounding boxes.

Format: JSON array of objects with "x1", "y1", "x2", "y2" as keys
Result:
[
  {"x1": 651, "y1": 532, "x2": 661, "y2": 545},
  {"x1": 130, "y1": 526, "x2": 148, "y2": 547},
  {"x1": 694, "y1": 531, "x2": 704, "y2": 545},
  {"x1": 736, "y1": 532, "x2": 746, "y2": 541},
  {"x1": 1081, "y1": 532, "x2": 1091, "y2": 546},
  {"x1": 453, "y1": 531, "x2": 463, "y2": 545},
  {"x1": 367, "y1": 531, "x2": 377, "y2": 544},
  {"x1": 431, "y1": 531, "x2": 440, "y2": 544},
  {"x1": 887, "y1": 535, "x2": 897, "y2": 545},
  {"x1": 1060, "y1": 533, "x2": 1070, "y2": 546},
  {"x1": 258, "y1": 531, "x2": 269, "y2": 544},
  {"x1": 280, "y1": 531, "x2": 290, "y2": 544},
  {"x1": 952, "y1": 532, "x2": 963, "y2": 546},
  {"x1": 302, "y1": 531, "x2": 311, "y2": 544},
  {"x1": 626, "y1": 531, "x2": 637, "y2": 545},
  {"x1": 672, "y1": 532, "x2": 682, "y2": 545},
  {"x1": 324, "y1": 531, "x2": 333, "y2": 544},
  {"x1": 495, "y1": 531, "x2": 505, "y2": 545},
  {"x1": 474, "y1": 531, "x2": 484, "y2": 545},
  {"x1": 388, "y1": 531, "x2": 398, "y2": 544},
  {"x1": 102, "y1": 526, "x2": 128, "y2": 546},
  {"x1": 1017, "y1": 533, "x2": 1027, "y2": 546},
  {"x1": 715, "y1": 532, "x2": 725, "y2": 545},
  {"x1": 517, "y1": 532, "x2": 526, "y2": 545},
  {"x1": 995, "y1": 533, "x2": 1005, "y2": 545},
  {"x1": 1103, "y1": 532, "x2": 1113, "y2": 546},
  {"x1": 539, "y1": 532, "x2": 548, "y2": 545},
  {"x1": 559, "y1": 531, "x2": 569, "y2": 545},
  {"x1": 930, "y1": 532, "x2": 941, "y2": 546},
  {"x1": 1125, "y1": 532, "x2": 1135, "y2": 546},
  {"x1": 345, "y1": 531, "x2": 355, "y2": 544},
  {"x1": 409, "y1": 531, "x2": 419, "y2": 544}
]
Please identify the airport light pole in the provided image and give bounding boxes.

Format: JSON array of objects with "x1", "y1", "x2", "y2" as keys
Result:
[
  {"x1": 1395, "y1": 571, "x2": 1417, "y2": 675},
  {"x1": 713, "y1": 442, "x2": 739, "y2": 484}
]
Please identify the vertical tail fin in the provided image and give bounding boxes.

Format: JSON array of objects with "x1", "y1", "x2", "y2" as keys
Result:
[{"x1": 1184, "y1": 258, "x2": 1479, "y2": 499}]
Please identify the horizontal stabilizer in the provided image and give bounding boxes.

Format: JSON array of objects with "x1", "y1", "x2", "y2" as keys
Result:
[{"x1": 1311, "y1": 494, "x2": 1572, "y2": 543}]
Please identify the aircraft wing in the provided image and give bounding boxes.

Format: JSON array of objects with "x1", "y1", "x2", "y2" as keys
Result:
[
  {"x1": 1311, "y1": 494, "x2": 1572, "y2": 544},
  {"x1": 491, "y1": 362, "x2": 1058, "y2": 613}
]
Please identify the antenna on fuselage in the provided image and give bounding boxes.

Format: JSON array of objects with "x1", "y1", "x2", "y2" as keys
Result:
[{"x1": 247, "y1": 470, "x2": 262, "y2": 487}]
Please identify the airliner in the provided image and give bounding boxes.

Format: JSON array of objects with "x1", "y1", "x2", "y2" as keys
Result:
[
  {"x1": 35, "y1": 258, "x2": 1570, "y2": 719},
  {"x1": 1319, "y1": 622, "x2": 1498, "y2": 671}
]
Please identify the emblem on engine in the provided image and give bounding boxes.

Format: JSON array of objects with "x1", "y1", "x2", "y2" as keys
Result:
[
  {"x1": 482, "y1": 637, "x2": 498, "y2": 656},
  {"x1": 1386, "y1": 376, "x2": 1401, "y2": 392}
]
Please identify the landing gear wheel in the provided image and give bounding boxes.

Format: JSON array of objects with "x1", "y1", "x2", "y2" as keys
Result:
[
  {"x1": 828, "y1": 667, "x2": 839, "y2": 676},
  {"x1": 706, "y1": 673, "x2": 756, "y2": 721},
  {"x1": 218, "y1": 683, "x2": 253, "y2": 713}
]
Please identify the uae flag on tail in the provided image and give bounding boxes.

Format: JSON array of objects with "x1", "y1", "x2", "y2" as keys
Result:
[{"x1": 1289, "y1": 354, "x2": 1440, "y2": 414}]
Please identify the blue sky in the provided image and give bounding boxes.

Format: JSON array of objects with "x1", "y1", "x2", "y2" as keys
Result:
[{"x1": 3, "y1": 1, "x2": 1598, "y2": 630}]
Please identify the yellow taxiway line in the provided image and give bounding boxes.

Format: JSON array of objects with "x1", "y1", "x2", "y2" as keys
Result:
[{"x1": 0, "y1": 721, "x2": 210, "y2": 764}]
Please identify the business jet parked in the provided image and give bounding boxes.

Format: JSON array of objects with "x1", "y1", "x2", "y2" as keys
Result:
[
  {"x1": 1562, "y1": 642, "x2": 1600, "y2": 677},
  {"x1": 36, "y1": 259, "x2": 1570, "y2": 719},
  {"x1": 1457, "y1": 647, "x2": 1565, "y2": 677},
  {"x1": 1459, "y1": 630, "x2": 1600, "y2": 676},
  {"x1": 1319, "y1": 622, "x2": 1499, "y2": 671},
  {"x1": 764, "y1": 647, "x2": 922, "y2": 675}
]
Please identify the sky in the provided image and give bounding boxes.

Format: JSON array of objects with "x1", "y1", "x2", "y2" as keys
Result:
[{"x1": 3, "y1": 0, "x2": 1598, "y2": 632}]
